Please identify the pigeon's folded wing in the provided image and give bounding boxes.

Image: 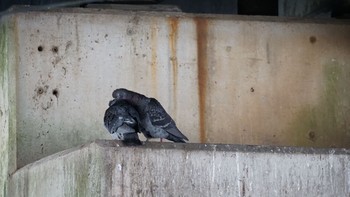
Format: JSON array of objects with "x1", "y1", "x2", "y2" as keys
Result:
[
  {"x1": 127, "y1": 105, "x2": 141, "y2": 123},
  {"x1": 147, "y1": 98, "x2": 188, "y2": 140}
]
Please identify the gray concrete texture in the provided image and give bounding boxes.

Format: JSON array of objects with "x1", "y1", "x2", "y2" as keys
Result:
[
  {"x1": 3, "y1": 8, "x2": 349, "y2": 169},
  {"x1": 1, "y1": 7, "x2": 350, "y2": 197},
  {"x1": 9, "y1": 140, "x2": 350, "y2": 197},
  {"x1": 0, "y1": 15, "x2": 18, "y2": 197}
]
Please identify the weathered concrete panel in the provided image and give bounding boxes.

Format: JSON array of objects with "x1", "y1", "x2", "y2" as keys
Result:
[
  {"x1": 0, "y1": 16, "x2": 18, "y2": 197},
  {"x1": 8, "y1": 141, "x2": 350, "y2": 197},
  {"x1": 1, "y1": 8, "x2": 350, "y2": 168}
]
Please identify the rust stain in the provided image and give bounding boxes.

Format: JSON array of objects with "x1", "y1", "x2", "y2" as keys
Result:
[
  {"x1": 168, "y1": 17, "x2": 179, "y2": 116},
  {"x1": 195, "y1": 18, "x2": 208, "y2": 143},
  {"x1": 150, "y1": 23, "x2": 158, "y2": 97}
]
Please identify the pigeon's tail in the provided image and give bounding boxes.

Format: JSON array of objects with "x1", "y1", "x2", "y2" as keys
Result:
[
  {"x1": 166, "y1": 133, "x2": 187, "y2": 143},
  {"x1": 167, "y1": 128, "x2": 189, "y2": 141}
]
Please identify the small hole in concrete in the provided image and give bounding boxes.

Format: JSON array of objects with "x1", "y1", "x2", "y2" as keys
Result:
[
  {"x1": 308, "y1": 131, "x2": 316, "y2": 141},
  {"x1": 127, "y1": 28, "x2": 135, "y2": 36},
  {"x1": 37, "y1": 87, "x2": 44, "y2": 94},
  {"x1": 309, "y1": 36, "x2": 317, "y2": 44},
  {"x1": 38, "y1": 46, "x2": 43, "y2": 52},
  {"x1": 250, "y1": 87, "x2": 255, "y2": 92},
  {"x1": 52, "y1": 46, "x2": 59, "y2": 53},
  {"x1": 52, "y1": 89, "x2": 59, "y2": 98}
]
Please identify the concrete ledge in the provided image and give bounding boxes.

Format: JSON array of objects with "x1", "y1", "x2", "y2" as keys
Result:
[{"x1": 9, "y1": 140, "x2": 350, "y2": 197}]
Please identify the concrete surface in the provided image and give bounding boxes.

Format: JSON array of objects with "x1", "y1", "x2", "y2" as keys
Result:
[
  {"x1": 0, "y1": 15, "x2": 18, "y2": 197},
  {"x1": 1, "y1": 7, "x2": 350, "y2": 171},
  {"x1": 8, "y1": 140, "x2": 350, "y2": 197}
]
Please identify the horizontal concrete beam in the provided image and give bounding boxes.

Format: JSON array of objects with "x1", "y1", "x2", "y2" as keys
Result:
[{"x1": 9, "y1": 140, "x2": 350, "y2": 197}]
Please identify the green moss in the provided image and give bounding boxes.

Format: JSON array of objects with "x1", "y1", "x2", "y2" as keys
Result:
[
  {"x1": 0, "y1": 22, "x2": 8, "y2": 85},
  {"x1": 67, "y1": 148, "x2": 105, "y2": 196},
  {"x1": 0, "y1": 21, "x2": 9, "y2": 197},
  {"x1": 289, "y1": 60, "x2": 350, "y2": 148},
  {"x1": 1, "y1": 17, "x2": 17, "y2": 197},
  {"x1": 75, "y1": 165, "x2": 89, "y2": 197},
  {"x1": 62, "y1": 155, "x2": 89, "y2": 196}
]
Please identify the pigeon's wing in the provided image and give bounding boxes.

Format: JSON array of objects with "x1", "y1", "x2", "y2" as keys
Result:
[
  {"x1": 127, "y1": 106, "x2": 141, "y2": 123},
  {"x1": 147, "y1": 98, "x2": 188, "y2": 140},
  {"x1": 166, "y1": 133, "x2": 186, "y2": 143}
]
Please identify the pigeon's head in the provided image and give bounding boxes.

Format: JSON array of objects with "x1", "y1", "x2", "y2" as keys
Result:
[
  {"x1": 112, "y1": 88, "x2": 131, "y2": 100},
  {"x1": 112, "y1": 88, "x2": 147, "y2": 106}
]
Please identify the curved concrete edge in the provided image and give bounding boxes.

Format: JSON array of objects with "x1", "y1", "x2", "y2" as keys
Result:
[
  {"x1": 8, "y1": 140, "x2": 350, "y2": 196},
  {"x1": 9, "y1": 141, "x2": 110, "y2": 197}
]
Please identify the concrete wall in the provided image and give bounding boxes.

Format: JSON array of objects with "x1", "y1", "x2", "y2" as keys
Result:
[
  {"x1": 0, "y1": 16, "x2": 17, "y2": 197},
  {"x1": 1, "y1": 8, "x2": 350, "y2": 169},
  {"x1": 8, "y1": 140, "x2": 350, "y2": 197}
]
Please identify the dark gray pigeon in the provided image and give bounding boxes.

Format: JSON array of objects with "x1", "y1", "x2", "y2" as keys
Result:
[
  {"x1": 104, "y1": 99, "x2": 142, "y2": 145},
  {"x1": 112, "y1": 88, "x2": 189, "y2": 143}
]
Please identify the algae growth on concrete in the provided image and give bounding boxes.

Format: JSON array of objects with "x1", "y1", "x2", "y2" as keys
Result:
[
  {"x1": 0, "y1": 16, "x2": 18, "y2": 197},
  {"x1": 0, "y1": 20, "x2": 10, "y2": 197},
  {"x1": 289, "y1": 60, "x2": 350, "y2": 148}
]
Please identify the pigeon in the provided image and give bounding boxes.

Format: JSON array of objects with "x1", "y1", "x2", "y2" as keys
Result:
[
  {"x1": 111, "y1": 124, "x2": 142, "y2": 146},
  {"x1": 112, "y1": 88, "x2": 189, "y2": 143},
  {"x1": 104, "y1": 99, "x2": 142, "y2": 145}
]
